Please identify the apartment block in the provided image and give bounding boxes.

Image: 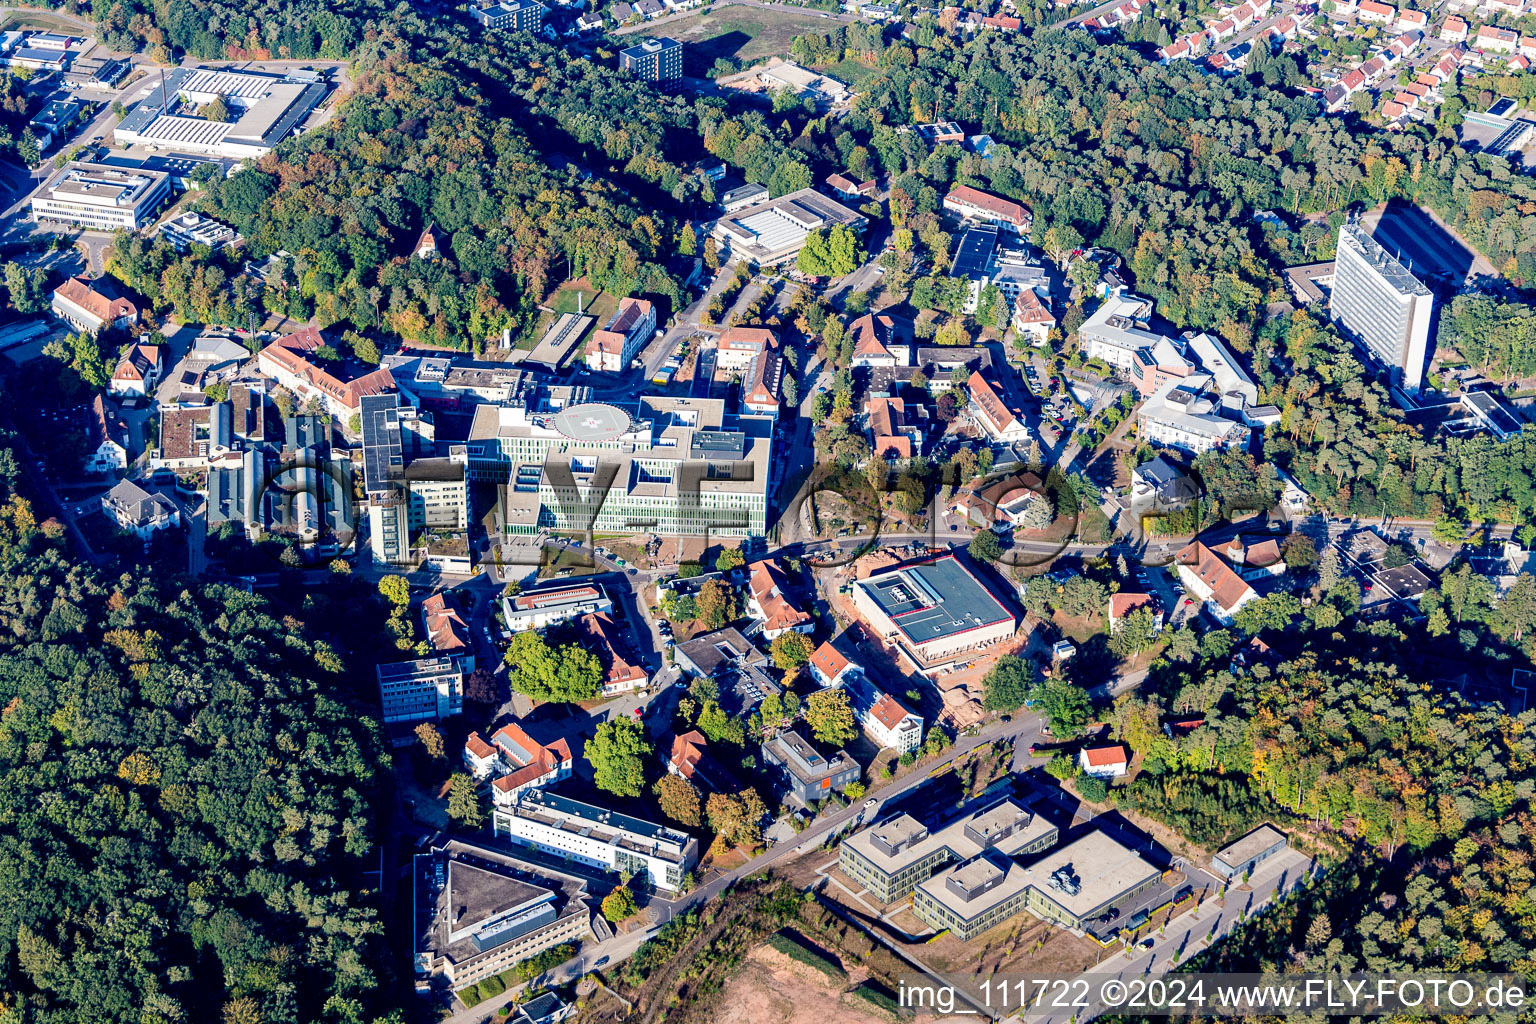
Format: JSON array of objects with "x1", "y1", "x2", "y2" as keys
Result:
[
  {"x1": 620, "y1": 37, "x2": 683, "y2": 81},
  {"x1": 1329, "y1": 223, "x2": 1434, "y2": 394}
]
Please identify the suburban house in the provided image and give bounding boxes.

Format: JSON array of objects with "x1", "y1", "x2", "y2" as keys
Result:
[
  {"x1": 257, "y1": 326, "x2": 397, "y2": 419},
  {"x1": 1175, "y1": 541, "x2": 1259, "y2": 624},
  {"x1": 108, "y1": 343, "x2": 162, "y2": 397},
  {"x1": 1012, "y1": 290, "x2": 1056, "y2": 345},
  {"x1": 86, "y1": 394, "x2": 131, "y2": 474},
  {"x1": 1108, "y1": 592, "x2": 1163, "y2": 632},
  {"x1": 746, "y1": 559, "x2": 813, "y2": 640},
  {"x1": 101, "y1": 478, "x2": 180, "y2": 538},
  {"x1": 585, "y1": 297, "x2": 656, "y2": 372},
  {"x1": 761, "y1": 727, "x2": 861, "y2": 803},
  {"x1": 1078, "y1": 744, "x2": 1129, "y2": 778},
  {"x1": 715, "y1": 327, "x2": 778, "y2": 373},
  {"x1": 665, "y1": 730, "x2": 738, "y2": 794},
  {"x1": 823, "y1": 172, "x2": 876, "y2": 200},
  {"x1": 574, "y1": 611, "x2": 649, "y2": 696},
  {"x1": 867, "y1": 394, "x2": 925, "y2": 459},
  {"x1": 740, "y1": 348, "x2": 783, "y2": 418},
  {"x1": 51, "y1": 276, "x2": 138, "y2": 334},
  {"x1": 848, "y1": 313, "x2": 912, "y2": 367},
  {"x1": 808, "y1": 640, "x2": 923, "y2": 753}
]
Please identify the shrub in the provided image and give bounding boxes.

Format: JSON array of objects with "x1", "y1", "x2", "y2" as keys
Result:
[
  {"x1": 458, "y1": 984, "x2": 484, "y2": 1006},
  {"x1": 854, "y1": 982, "x2": 901, "y2": 1013},
  {"x1": 480, "y1": 974, "x2": 507, "y2": 997},
  {"x1": 1077, "y1": 775, "x2": 1109, "y2": 803},
  {"x1": 766, "y1": 931, "x2": 846, "y2": 979}
]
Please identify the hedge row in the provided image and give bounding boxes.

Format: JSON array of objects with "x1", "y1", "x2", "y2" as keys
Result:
[
  {"x1": 853, "y1": 982, "x2": 901, "y2": 1014},
  {"x1": 766, "y1": 931, "x2": 847, "y2": 980}
]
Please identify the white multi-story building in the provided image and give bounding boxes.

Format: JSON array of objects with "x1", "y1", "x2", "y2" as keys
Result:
[
  {"x1": 808, "y1": 642, "x2": 923, "y2": 753},
  {"x1": 492, "y1": 789, "x2": 699, "y2": 892},
  {"x1": 1078, "y1": 289, "x2": 1173, "y2": 370},
  {"x1": 465, "y1": 394, "x2": 772, "y2": 539},
  {"x1": 502, "y1": 584, "x2": 613, "y2": 631},
  {"x1": 1136, "y1": 376, "x2": 1250, "y2": 455},
  {"x1": 376, "y1": 657, "x2": 464, "y2": 726},
  {"x1": 1329, "y1": 223, "x2": 1435, "y2": 395},
  {"x1": 1175, "y1": 541, "x2": 1259, "y2": 624},
  {"x1": 32, "y1": 162, "x2": 171, "y2": 231}
]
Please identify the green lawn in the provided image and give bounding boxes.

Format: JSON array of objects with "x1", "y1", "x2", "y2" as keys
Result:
[
  {"x1": 818, "y1": 59, "x2": 878, "y2": 86},
  {"x1": 519, "y1": 281, "x2": 617, "y2": 351},
  {"x1": 0, "y1": 12, "x2": 87, "y2": 33}
]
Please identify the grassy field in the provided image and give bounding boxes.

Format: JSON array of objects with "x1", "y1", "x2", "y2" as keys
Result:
[
  {"x1": 818, "y1": 58, "x2": 878, "y2": 85},
  {"x1": 518, "y1": 280, "x2": 617, "y2": 352},
  {"x1": 664, "y1": 7, "x2": 833, "y2": 73}
]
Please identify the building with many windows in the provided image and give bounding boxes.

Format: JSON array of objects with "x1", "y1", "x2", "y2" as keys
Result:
[
  {"x1": 840, "y1": 799, "x2": 1057, "y2": 904},
  {"x1": 413, "y1": 838, "x2": 594, "y2": 992},
  {"x1": 472, "y1": 0, "x2": 546, "y2": 29},
  {"x1": 620, "y1": 37, "x2": 683, "y2": 81},
  {"x1": 761, "y1": 728, "x2": 861, "y2": 803},
  {"x1": 1015, "y1": 832, "x2": 1162, "y2": 930},
  {"x1": 32, "y1": 162, "x2": 171, "y2": 231},
  {"x1": 466, "y1": 394, "x2": 772, "y2": 539},
  {"x1": 492, "y1": 789, "x2": 698, "y2": 892},
  {"x1": 376, "y1": 657, "x2": 464, "y2": 727},
  {"x1": 1329, "y1": 223, "x2": 1434, "y2": 395},
  {"x1": 502, "y1": 583, "x2": 614, "y2": 631}
]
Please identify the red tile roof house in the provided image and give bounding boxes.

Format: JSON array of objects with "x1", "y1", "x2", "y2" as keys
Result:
[
  {"x1": 585, "y1": 296, "x2": 657, "y2": 372},
  {"x1": 942, "y1": 184, "x2": 1032, "y2": 234},
  {"x1": 256, "y1": 326, "x2": 396, "y2": 420},
  {"x1": 665, "y1": 729, "x2": 738, "y2": 793},
  {"x1": 51, "y1": 276, "x2": 138, "y2": 335},
  {"x1": 575, "y1": 611, "x2": 649, "y2": 696},
  {"x1": 422, "y1": 592, "x2": 476, "y2": 669},
  {"x1": 463, "y1": 731, "x2": 500, "y2": 778},
  {"x1": 482, "y1": 722, "x2": 574, "y2": 806},
  {"x1": 747, "y1": 559, "x2": 813, "y2": 640},
  {"x1": 823, "y1": 172, "x2": 877, "y2": 200},
  {"x1": 1108, "y1": 592, "x2": 1163, "y2": 632},
  {"x1": 108, "y1": 343, "x2": 162, "y2": 397},
  {"x1": 1078, "y1": 744, "x2": 1130, "y2": 778},
  {"x1": 1175, "y1": 541, "x2": 1259, "y2": 624}
]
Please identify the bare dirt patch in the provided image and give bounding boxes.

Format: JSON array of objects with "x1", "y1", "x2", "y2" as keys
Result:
[{"x1": 711, "y1": 945, "x2": 889, "y2": 1024}]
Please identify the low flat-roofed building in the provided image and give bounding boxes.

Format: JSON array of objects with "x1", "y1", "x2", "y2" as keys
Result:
[
  {"x1": 503, "y1": 583, "x2": 613, "y2": 631},
  {"x1": 754, "y1": 61, "x2": 849, "y2": 106},
  {"x1": 1078, "y1": 289, "x2": 1167, "y2": 370},
  {"x1": 841, "y1": 798, "x2": 1058, "y2": 904},
  {"x1": 413, "y1": 838, "x2": 594, "y2": 992},
  {"x1": 1018, "y1": 831, "x2": 1162, "y2": 930},
  {"x1": 492, "y1": 788, "x2": 698, "y2": 892},
  {"x1": 712, "y1": 188, "x2": 866, "y2": 266},
  {"x1": 113, "y1": 66, "x2": 330, "y2": 159},
  {"x1": 762, "y1": 727, "x2": 860, "y2": 803},
  {"x1": 33, "y1": 162, "x2": 171, "y2": 231},
  {"x1": 1211, "y1": 824, "x2": 1288, "y2": 879},
  {"x1": 720, "y1": 183, "x2": 769, "y2": 212},
  {"x1": 1461, "y1": 389, "x2": 1524, "y2": 440},
  {"x1": 523, "y1": 312, "x2": 593, "y2": 373},
  {"x1": 852, "y1": 555, "x2": 1018, "y2": 673}
]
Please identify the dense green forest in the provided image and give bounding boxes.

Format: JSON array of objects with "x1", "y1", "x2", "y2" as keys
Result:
[
  {"x1": 1109, "y1": 600, "x2": 1536, "y2": 977},
  {"x1": 36, "y1": 0, "x2": 378, "y2": 61},
  {"x1": 0, "y1": 546, "x2": 399, "y2": 1024}
]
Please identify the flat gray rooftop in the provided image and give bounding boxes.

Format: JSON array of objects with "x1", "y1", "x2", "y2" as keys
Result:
[
  {"x1": 1213, "y1": 825, "x2": 1287, "y2": 870},
  {"x1": 858, "y1": 555, "x2": 1014, "y2": 645}
]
